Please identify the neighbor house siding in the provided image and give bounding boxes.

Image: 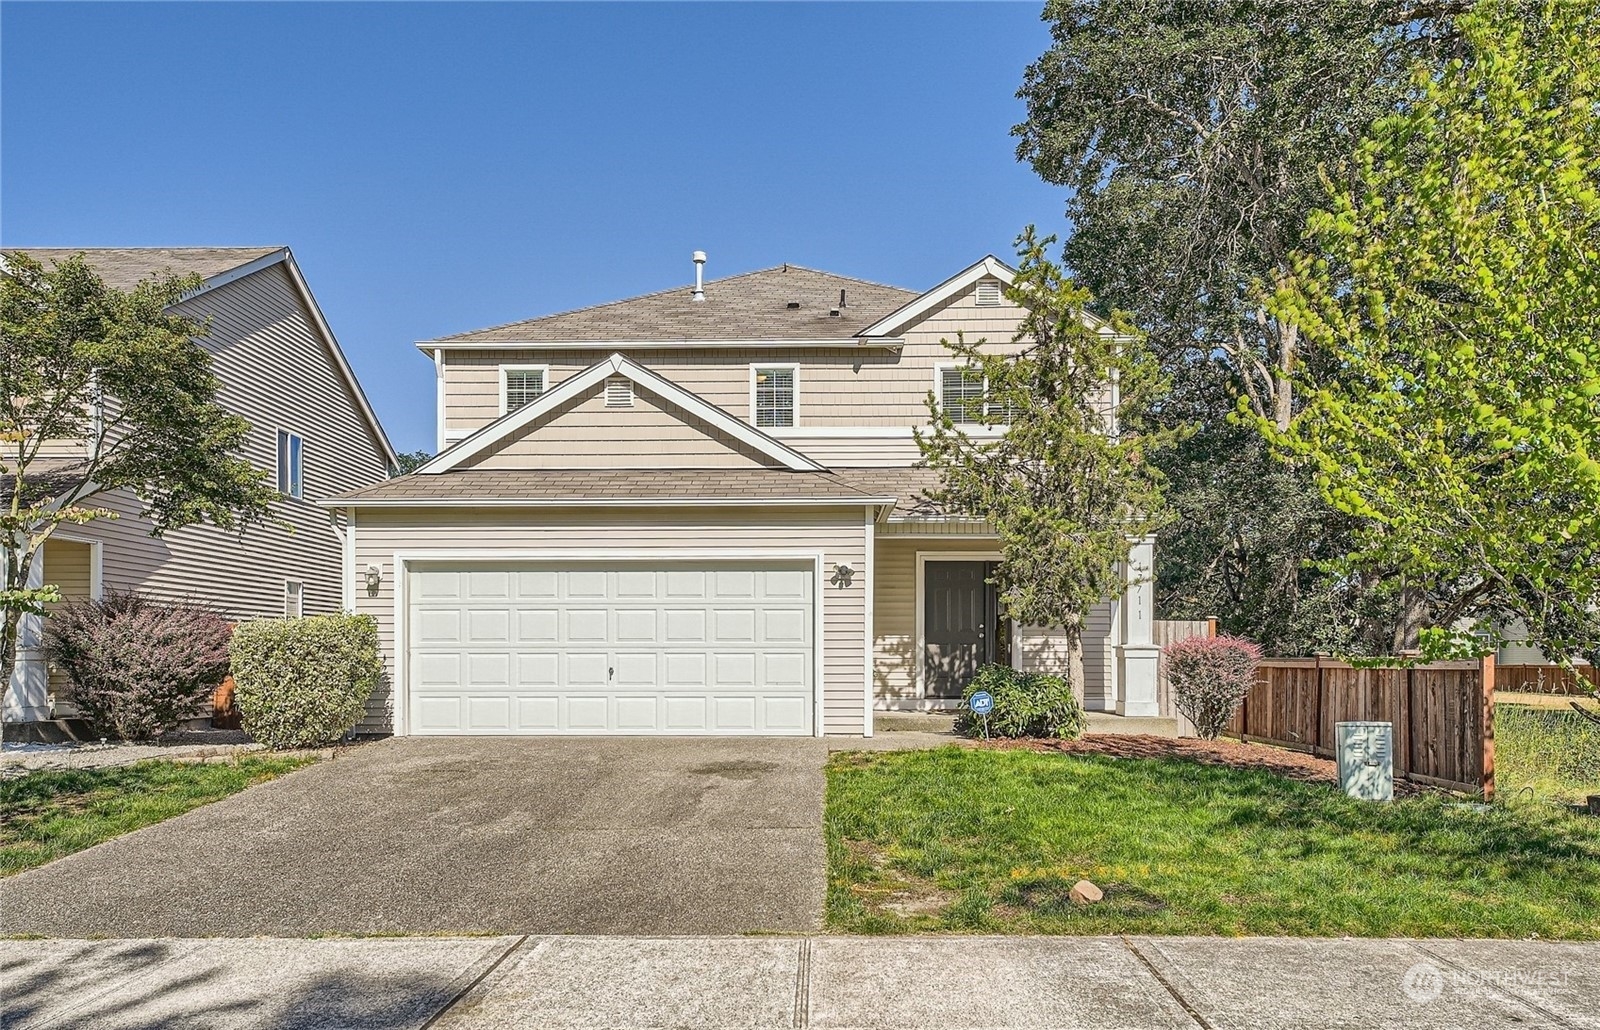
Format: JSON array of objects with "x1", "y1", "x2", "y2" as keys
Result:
[
  {"x1": 872, "y1": 535, "x2": 1117, "y2": 707},
  {"x1": 438, "y1": 282, "x2": 1041, "y2": 439},
  {"x1": 349, "y1": 506, "x2": 870, "y2": 736},
  {"x1": 50, "y1": 263, "x2": 389, "y2": 622},
  {"x1": 460, "y1": 381, "x2": 779, "y2": 471}
]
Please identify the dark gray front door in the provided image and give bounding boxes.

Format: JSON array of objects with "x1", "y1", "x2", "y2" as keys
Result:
[{"x1": 923, "y1": 560, "x2": 1003, "y2": 698}]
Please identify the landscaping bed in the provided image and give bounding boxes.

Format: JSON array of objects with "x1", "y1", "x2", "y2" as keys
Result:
[
  {"x1": 0, "y1": 755, "x2": 313, "y2": 876},
  {"x1": 826, "y1": 746, "x2": 1600, "y2": 938}
]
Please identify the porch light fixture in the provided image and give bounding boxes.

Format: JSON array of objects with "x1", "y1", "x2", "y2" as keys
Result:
[
  {"x1": 830, "y1": 563, "x2": 855, "y2": 589},
  {"x1": 364, "y1": 564, "x2": 382, "y2": 597}
]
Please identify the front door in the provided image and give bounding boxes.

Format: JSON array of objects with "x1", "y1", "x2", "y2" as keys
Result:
[{"x1": 923, "y1": 560, "x2": 1008, "y2": 699}]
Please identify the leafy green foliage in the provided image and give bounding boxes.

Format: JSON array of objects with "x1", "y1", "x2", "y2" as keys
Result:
[
  {"x1": 44, "y1": 591, "x2": 233, "y2": 740},
  {"x1": 0, "y1": 756, "x2": 310, "y2": 876},
  {"x1": 1267, "y1": 1, "x2": 1600, "y2": 665},
  {"x1": 1495, "y1": 703, "x2": 1600, "y2": 805},
  {"x1": 229, "y1": 614, "x2": 382, "y2": 749},
  {"x1": 952, "y1": 664, "x2": 1086, "y2": 740},
  {"x1": 394, "y1": 450, "x2": 431, "y2": 474},
  {"x1": 917, "y1": 230, "x2": 1178, "y2": 684},
  {"x1": 0, "y1": 253, "x2": 276, "y2": 707}
]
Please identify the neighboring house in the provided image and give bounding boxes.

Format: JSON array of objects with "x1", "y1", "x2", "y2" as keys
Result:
[
  {"x1": 5, "y1": 247, "x2": 398, "y2": 723},
  {"x1": 328, "y1": 254, "x2": 1159, "y2": 738}
]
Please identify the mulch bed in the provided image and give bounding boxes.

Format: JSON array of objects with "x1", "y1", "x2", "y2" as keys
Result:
[{"x1": 973, "y1": 733, "x2": 1431, "y2": 797}]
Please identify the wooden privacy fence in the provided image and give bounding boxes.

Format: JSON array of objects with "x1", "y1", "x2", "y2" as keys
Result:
[
  {"x1": 1495, "y1": 663, "x2": 1599, "y2": 696},
  {"x1": 1226, "y1": 656, "x2": 1496, "y2": 797}
]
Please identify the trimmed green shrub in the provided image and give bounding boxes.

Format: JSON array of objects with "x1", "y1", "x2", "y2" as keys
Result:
[
  {"x1": 954, "y1": 663, "x2": 1087, "y2": 739},
  {"x1": 44, "y1": 591, "x2": 232, "y2": 740},
  {"x1": 229, "y1": 614, "x2": 382, "y2": 749}
]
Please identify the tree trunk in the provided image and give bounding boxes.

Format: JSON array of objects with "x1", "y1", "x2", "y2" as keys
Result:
[
  {"x1": 1066, "y1": 625, "x2": 1086, "y2": 705},
  {"x1": 1273, "y1": 320, "x2": 1298, "y2": 432},
  {"x1": 1391, "y1": 584, "x2": 1428, "y2": 652}
]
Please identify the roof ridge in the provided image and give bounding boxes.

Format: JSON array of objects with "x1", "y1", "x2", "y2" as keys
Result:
[{"x1": 426, "y1": 263, "x2": 919, "y2": 343}]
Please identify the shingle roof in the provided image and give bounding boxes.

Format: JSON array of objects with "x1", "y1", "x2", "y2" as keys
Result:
[
  {"x1": 425, "y1": 265, "x2": 919, "y2": 344},
  {"x1": 8, "y1": 248, "x2": 282, "y2": 290},
  {"x1": 329, "y1": 469, "x2": 895, "y2": 505},
  {"x1": 833, "y1": 467, "x2": 952, "y2": 518}
]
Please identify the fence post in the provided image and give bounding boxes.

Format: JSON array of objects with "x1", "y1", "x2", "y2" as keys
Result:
[
  {"x1": 1480, "y1": 653, "x2": 1496, "y2": 801},
  {"x1": 1313, "y1": 653, "x2": 1324, "y2": 753},
  {"x1": 1206, "y1": 616, "x2": 1218, "y2": 639}
]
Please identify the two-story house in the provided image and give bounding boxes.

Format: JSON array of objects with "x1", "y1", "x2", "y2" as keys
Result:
[
  {"x1": 328, "y1": 254, "x2": 1158, "y2": 738},
  {"x1": 5, "y1": 247, "x2": 397, "y2": 724}
]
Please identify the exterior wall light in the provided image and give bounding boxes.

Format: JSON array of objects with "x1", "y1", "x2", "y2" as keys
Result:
[
  {"x1": 830, "y1": 563, "x2": 856, "y2": 589},
  {"x1": 364, "y1": 564, "x2": 383, "y2": 597}
]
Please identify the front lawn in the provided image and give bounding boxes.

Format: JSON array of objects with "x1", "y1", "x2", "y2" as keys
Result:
[
  {"x1": 0, "y1": 756, "x2": 311, "y2": 876},
  {"x1": 826, "y1": 747, "x2": 1600, "y2": 938}
]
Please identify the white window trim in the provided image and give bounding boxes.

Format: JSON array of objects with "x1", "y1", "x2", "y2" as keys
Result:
[
  {"x1": 748, "y1": 362, "x2": 800, "y2": 430},
  {"x1": 284, "y1": 578, "x2": 304, "y2": 618},
  {"x1": 276, "y1": 428, "x2": 305, "y2": 500},
  {"x1": 498, "y1": 364, "x2": 551, "y2": 415},
  {"x1": 933, "y1": 363, "x2": 988, "y2": 425}
]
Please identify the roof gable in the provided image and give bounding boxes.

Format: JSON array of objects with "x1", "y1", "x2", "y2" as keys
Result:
[
  {"x1": 418, "y1": 354, "x2": 826, "y2": 473},
  {"x1": 421, "y1": 265, "x2": 918, "y2": 346}
]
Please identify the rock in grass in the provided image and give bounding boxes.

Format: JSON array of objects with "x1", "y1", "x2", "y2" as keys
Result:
[{"x1": 1070, "y1": 879, "x2": 1103, "y2": 904}]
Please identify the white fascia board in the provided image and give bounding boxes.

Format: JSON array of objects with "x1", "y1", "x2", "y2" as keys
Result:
[
  {"x1": 199, "y1": 248, "x2": 401, "y2": 472},
  {"x1": 415, "y1": 356, "x2": 619, "y2": 473},
  {"x1": 855, "y1": 256, "x2": 1017, "y2": 338},
  {"x1": 320, "y1": 495, "x2": 898, "y2": 509},
  {"x1": 418, "y1": 352, "x2": 827, "y2": 474},
  {"x1": 413, "y1": 337, "x2": 902, "y2": 352}
]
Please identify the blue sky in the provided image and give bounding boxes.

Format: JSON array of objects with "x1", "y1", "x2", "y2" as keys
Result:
[{"x1": 2, "y1": 2, "x2": 1063, "y2": 453}]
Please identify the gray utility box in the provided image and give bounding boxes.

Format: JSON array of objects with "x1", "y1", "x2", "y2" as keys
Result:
[{"x1": 1336, "y1": 721, "x2": 1394, "y2": 802}]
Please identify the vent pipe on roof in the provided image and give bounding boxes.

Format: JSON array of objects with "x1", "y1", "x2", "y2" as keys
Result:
[{"x1": 692, "y1": 250, "x2": 707, "y2": 302}]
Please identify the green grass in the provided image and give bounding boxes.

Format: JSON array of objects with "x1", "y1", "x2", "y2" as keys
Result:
[
  {"x1": 1496, "y1": 703, "x2": 1600, "y2": 805},
  {"x1": 826, "y1": 747, "x2": 1600, "y2": 938},
  {"x1": 0, "y1": 756, "x2": 312, "y2": 876}
]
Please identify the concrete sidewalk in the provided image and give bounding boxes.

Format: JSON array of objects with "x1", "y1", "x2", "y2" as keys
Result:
[{"x1": 4, "y1": 935, "x2": 1596, "y2": 1030}]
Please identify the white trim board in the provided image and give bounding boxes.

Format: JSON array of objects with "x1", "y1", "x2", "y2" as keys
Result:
[
  {"x1": 417, "y1": 337, "x2": 903, "y2": 352},
  {"x1": 325, "y1": 495, "x2": 894, "y2": 510},
  {"x1": 389, "y1": 548, "x2": 830, "y2": 739},
  {"x1": 415, "y1": 352, "x2": 825, "y2": 474}
]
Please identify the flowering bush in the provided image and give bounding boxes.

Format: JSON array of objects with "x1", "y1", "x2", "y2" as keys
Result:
[
  {"x1": 229, "y1": 614, "x2": 381, "y2": 749},
  {"x1": 1164, "y1": 635, "x2": 1263, "y2": 740},
  {"x1": 954, "y1": 663, "x2": 1087, "y2": 740},
  {"x1": 45, "y1": 591, "x2": 233, "y2": 740}
]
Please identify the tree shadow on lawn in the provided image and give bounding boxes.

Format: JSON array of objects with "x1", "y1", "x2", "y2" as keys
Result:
[{"x1": 1, "y1": 939, "x2": 472, "y2": 1030}]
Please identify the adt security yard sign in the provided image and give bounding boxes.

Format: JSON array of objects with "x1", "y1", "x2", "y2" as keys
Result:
[{"x1": 968, "y1": 690, "x2": 995, "y2": 739}]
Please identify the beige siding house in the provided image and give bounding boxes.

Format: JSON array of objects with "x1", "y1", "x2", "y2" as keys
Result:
[
  {"x1": 329, "y1": 254, "x2": 1159, "y2": 738},
  {"x1": 5, "y1": 247, "x2": 397, "y2": 723}
]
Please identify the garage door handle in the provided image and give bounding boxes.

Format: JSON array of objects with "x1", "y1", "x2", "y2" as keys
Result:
[{"x1": 608, "y1": 666, "x2": 615, "y2": 680}]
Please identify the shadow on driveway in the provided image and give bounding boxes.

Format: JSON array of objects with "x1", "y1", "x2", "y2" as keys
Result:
[{"x1": 0, "y1": 736, "x2": 826, "y2": 937}]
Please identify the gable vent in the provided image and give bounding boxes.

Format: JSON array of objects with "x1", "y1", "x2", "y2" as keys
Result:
[
  {"x1": 605, "y1": 377, "x2": 634, "y2": 408},
  {"x1": 975, "y1": 279, "x2": 1002, "y2": 306}
]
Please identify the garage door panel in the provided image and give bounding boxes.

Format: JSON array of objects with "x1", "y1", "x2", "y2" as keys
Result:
[
  {"x1": 408, "y1": 560, "x2": 813, "y2": 735},
  {"x1": 567, "y1": 609, "x2": 608, "y2": 642}
]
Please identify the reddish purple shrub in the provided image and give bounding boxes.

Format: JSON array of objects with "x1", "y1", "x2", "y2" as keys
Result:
[
  {"x1": 1163, "y1": 635, "x2": 1263, "y2": 740},
  {"x1": 45, "y1": 591, "x2": 233, "y2": 740}
]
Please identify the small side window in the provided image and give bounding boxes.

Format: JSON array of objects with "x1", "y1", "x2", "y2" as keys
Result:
[
  {"x1": 502, "y1": 367, "x2": 547, "y2": 412},
  {"x1": 752, "y1": 366, "x2": 797, "y2": 428},
  {"x1": 276, "y1": 430, "x2": 304, "y2": 499},
  {"x1": 283, "y1": 579, "x2": 304, "y2": 618}
]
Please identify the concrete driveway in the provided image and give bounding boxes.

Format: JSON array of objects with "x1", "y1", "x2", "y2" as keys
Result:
[{"x1": 0, "y1": 736, "x2": 828, "y2": 937}]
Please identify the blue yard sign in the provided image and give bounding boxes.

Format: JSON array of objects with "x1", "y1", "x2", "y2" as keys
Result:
[{"x1": 969, "y1": 691, "x2": 995, "y2": 716}]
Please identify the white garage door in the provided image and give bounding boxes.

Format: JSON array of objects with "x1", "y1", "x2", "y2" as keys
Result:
[{"x1": 405, "y1": 560, "x2": 815, "y2": 735}]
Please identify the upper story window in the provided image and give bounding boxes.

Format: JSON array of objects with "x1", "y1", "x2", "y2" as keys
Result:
[
  {"x1": 975, "y1": 279, "x2": 1003, "y2": 306},
  {"x1": 937, "y1": 366, "x2": 986, "y2": 425},
  {"x1": 501, "y1": 366, "x2": 548, "y2": 413},
  {"x1": 276, "y1": 429, "x2": 304, "y2": 499},
  {"x1": 751, "y1": 365, "x2": 797, "y2": 428}
]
